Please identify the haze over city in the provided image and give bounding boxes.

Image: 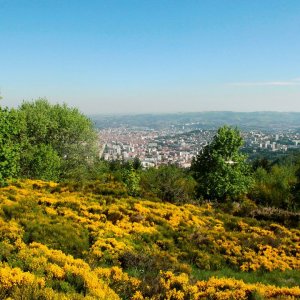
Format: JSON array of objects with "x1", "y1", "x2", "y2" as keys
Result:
[{"x1": 1, "y1": 0, "x2": 300, "y2": 114}]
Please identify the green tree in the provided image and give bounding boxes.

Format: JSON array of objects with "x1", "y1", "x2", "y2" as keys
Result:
[
  {"x1": 293, "y1": 166, "x2": 300, "y2": 210},
  {"x1": 191, "y1": 126, "x2": 253, "y2": 200},
  {"x1": 122, "y1": 163, "x2": 141, "y2": 196},
  {"x1": 251, "y1": 165, "x2": 298, "y2": 210},
  {"x1": 21, "y1": 144, "x2": 61, "y2": 181},
  {"x1": 132, "y1": 156, "x2": 142, "y2": 170},
  {"x1": 0, "y1": 107, "x2": 21, "y2": 184},
  {"x1": 140, "y1": 165, "x2": 196, "y2": 203},
  {"x1": 16, "y1": 99, "x2": 99, "y2": 180},
  {"x1": 252, "y1": 157, "x2": 272, "y2": 172}
]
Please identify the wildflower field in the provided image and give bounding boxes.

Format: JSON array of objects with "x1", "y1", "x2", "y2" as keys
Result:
[{"x1": 0, "y1": 180, "x2": 299, "y2": 299}]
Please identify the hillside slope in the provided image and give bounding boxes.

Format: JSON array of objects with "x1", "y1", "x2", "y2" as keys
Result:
[{"x1": 0, "y1": 180, "x2": 299, "y2": 299}]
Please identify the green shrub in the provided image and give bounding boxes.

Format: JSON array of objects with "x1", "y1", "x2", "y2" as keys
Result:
[{"x1": 140, "y1": 165, "x2": 196, "y2": 203}]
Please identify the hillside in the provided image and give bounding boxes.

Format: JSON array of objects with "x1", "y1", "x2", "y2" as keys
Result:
[{"x1": 0, "y1": 180, "x2": 299, "y2": 299}]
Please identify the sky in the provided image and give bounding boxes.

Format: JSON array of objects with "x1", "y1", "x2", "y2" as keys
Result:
[{"x1": 1, "y1": 0, "x2": 300, "y2": 114}]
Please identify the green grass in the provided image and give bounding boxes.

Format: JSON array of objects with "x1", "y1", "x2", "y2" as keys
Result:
[{"x1": 191, "y1": 266, "x2": 300, "y2": 288}]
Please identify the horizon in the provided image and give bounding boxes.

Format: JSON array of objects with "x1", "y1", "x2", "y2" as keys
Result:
[
  {"x1": 88, "y1": 110, "x2": 300, "y2": 116},
  {"x1": 3, "y1": 99, "x2": 300, "y2": 116},
  {"x1": 1, "y1": 0, "x2": 300, "y2": 113}
]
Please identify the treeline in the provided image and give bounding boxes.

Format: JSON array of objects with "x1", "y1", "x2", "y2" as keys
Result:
[{"x1": 1, "y1": 99, "x2": 300, "y2": 212}]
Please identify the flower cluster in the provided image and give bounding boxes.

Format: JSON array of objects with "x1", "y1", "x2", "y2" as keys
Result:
[{"x1": 0, "y1": 179, "x2": 299, "y2": 299}]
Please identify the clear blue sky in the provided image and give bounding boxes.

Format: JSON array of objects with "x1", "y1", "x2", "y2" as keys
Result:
[{"x1": 1, "y1": 0, "x2": 300, "y2": 113}]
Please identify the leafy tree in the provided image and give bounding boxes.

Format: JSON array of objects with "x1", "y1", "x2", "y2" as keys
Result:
[
  {"x1": 107, "y1": 159, "x2": 123, "y2": 172},
  {"x1": 140, "y1": 165, "x2": 196, "y2": 203},
  {"x1": 15, "y1": 99, "x2": 99, "y2": 180},
  {"x1": 122, "y1": 163, "x2": 141, "y2": 196},
  {"x1": 0, "y1": 107, "x2": 21, "y2": 184},
  {"x1": 293, "y1": 165, "x2": 300, "y2": 210},
  {"x1": 249, "y1": 152, "x2": 300, "y2": 211},
  {"x1": 191, "y1": 126, "x2": 253, "y2": 200},
  {"x1": 251, "y1": 165, "x2": 298, "y2": 210},
  {"x1": 106, "y1": 158, "x2": 142, "y2": 183},
  {"x1": 252, "y1": 157, "x2": 272, "y2": 172},
  {"x1": 20, "y1": 144, "x2": 61, "y2": 181},
  {"x1": 132, "y1": 156, "x2": 142, "y2": 170}
]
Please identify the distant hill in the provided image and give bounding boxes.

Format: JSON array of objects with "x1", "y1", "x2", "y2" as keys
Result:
[{"x1": 91, "y1": 111, "x2": 300, "y2": 131}]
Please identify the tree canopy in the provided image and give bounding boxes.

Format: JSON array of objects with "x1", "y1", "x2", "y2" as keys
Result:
[
  {"x1": 0, "y1": 107, "x2": 20, "y2": 184},
  {"x1": 0, "y1": 99, "x2": 99, "y2": 182},
  {"x1": 18, "y1": 99, "x2": 99, "y2": 180},
  {"x1": 191, "y1": 126, "x2": 253, "y2": 200},
  {"x1": 141, "y1": 165, "x2": 196, "y2": 203}
]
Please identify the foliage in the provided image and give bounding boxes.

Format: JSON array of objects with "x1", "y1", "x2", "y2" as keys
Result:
[
  {"x1": 140, "y1": 165, "x2": 196, "y2": 203},
  {"x1": 293, "y1": 164, "x2": 300, "y2": 210},
  {"x1": 122, "y1": 164, "x2": 141, "y2": 196},
  {"x1": 252, "y1": 157, "x2": 272, "y2": 172},
  {"x1": 132, "y1": 157, "x2": 143, "y2": 170},
  {"x1": 16, "y1": 99, "x2": 99, "y2": 180},
  {"x1": 0, "y1": 107, "x2": 20, "y2": 185},
  {"x1": 191, "y1": 126, "x2": 253, "y2": 200},
  {"x1": 20, "y1": 143, "x2": 61, "y2": 181},
  {"x1": 0, "y1": 179, "x2": 299, "y2": 299},
  {"x1": 251, "y1": 165, "x2": 298, "y2": 210}
]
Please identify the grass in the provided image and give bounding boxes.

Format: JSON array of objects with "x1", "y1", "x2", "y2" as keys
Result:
[{"x1": 191, "y1": 266, "x2": 300, "y2": 288}]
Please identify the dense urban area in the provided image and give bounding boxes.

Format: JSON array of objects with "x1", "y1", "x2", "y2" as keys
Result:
[{"x1": 99, "y1": 126, "x2": 300, "y2": 168}]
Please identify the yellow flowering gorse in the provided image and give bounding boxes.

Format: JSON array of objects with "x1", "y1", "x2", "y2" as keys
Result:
[{"x1": 0, "y1": 180, "x2": 299, "y2": 299}]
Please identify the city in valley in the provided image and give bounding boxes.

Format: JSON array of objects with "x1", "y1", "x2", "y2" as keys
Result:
[{"x1": 99, "y1": 126, "x2": 300, "y2": 168}]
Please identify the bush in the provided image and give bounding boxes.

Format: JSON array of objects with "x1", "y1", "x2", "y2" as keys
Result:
[
  {"x1": 140, "y1": 165, "x2": 196, "y2": 203},
  {"x1": 16, "y1": 99, "x2": 99, "y2": 181},
  {"x1": 23, "y1": 221, "x2": 90, "y2": 258},
  {"x1": 251, "y1": 165, "x2": 298, "y2": 210}
]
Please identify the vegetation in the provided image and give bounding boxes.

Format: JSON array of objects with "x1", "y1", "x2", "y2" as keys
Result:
[
  {"x1": 249, "y1": 154, "x2": 300, "y2": 211},
  {"x1": 17, "y1": 99, "x2": 99, "y2": 180},
  {"x1": 191, "y1": 126, "x2": 253, "y2": 200},
  {"x1": 1, "y1": 99, "x2": 299, "y2": 211},
  {"x1": 0, "y1": 180, "x2": 299, "y2": 299},
  {"x1": 1, "y1": 100, "x2": 300, "y2": 299},
  {"x1": 140, "y1": 165, "x2": 196, "y2": 203},
  {"x1": 0, "y1": 107, "x2": 20, "y2": 185},
  {"x1": 122, "y1": 163, "x2": 141, "y2": 197},
  {"x1": 0, "y1": 99, "x2": 99, "y2": 183},
  {"x1": 252, "y1": 165, "x2": 297, "y2": 210}
]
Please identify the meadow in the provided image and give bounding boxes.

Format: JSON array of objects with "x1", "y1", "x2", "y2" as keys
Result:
[{"x1": 0, "y1": 179, "x2": 299, "y2": 299}]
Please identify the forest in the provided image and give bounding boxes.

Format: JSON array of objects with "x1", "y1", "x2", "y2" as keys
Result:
[{"x1": 0, "y1": 99, "x2": 299, "y2": 299}]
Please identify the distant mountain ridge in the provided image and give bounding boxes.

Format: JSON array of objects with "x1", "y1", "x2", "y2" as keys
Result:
[{"x1": 91, "y1": 111, "x2": 300, "y2": 130}]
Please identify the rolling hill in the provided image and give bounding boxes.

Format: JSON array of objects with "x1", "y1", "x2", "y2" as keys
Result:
[{"x1": 0, "y1": 180, "x2": 299, "y2": 299}]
